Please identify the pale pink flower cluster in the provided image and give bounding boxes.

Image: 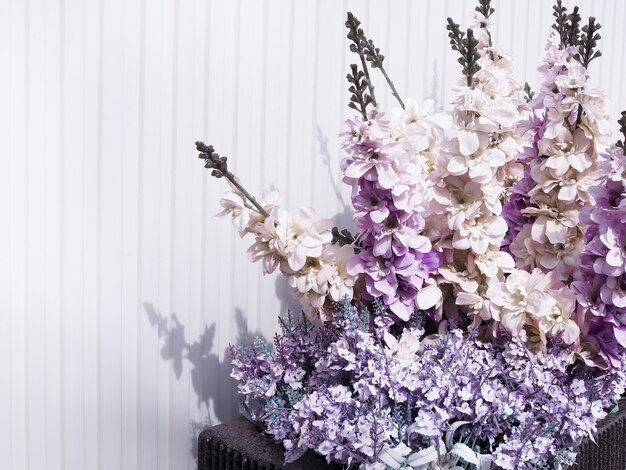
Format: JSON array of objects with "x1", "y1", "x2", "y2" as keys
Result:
[
  {"x1": 425, "y1": 14, "x2": 526, "y2": 323},
  {"x1": 507, "y1": 33, "x2": 611, "y2": 281},
  {"x1": 219, "y1": 188, "x2": 355, "y2": 319}
]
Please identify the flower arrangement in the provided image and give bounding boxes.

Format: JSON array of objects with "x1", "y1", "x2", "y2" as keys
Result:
[{"x1": 197, "y1": 1, "x2": 626, "y2": 468}]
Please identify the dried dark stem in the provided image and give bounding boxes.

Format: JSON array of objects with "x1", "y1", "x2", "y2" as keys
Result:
[
  {"x1": 446, "y1": 19, "x2": 480, "y2": 87},
  {"x1": 363, "y1": 38, "x2": 405, "y2": 109},
  {"x1": 617, "y1": 112, "x2": 626, "y2": 150},
  {"x1": 347, "y1": 12, "x2": 404, "y2": 109},
  {"x1": 475, "y1": 0, "x2": 495, "y2": 50},
  {"x1": 575, "y1": 103, "x2": 584, "y2": 127},
  {"x1": 446, "y1": 18, "x2": 465, "y2": 55},
  {"x1": 347, "y1": 64, "x2": 374, "y2": 120},
  {"x1": 462, "y1": 29, "x2": 480, "y2": 87},
  {"x1": 196, "y1": 141, "x2": 270, "y2": 218},
  {"x1": 475, "y1": 0, "x2": 495, "y2": 21},
  {"x1": 552, "y1": 2, "x2": 583, "y2": 49},
  {"x1": 566, "y1": 7, "x2": 581, "y2": 47},
  {"x1": 574, "y1": 16, "x2": 602, "y2": 126},
  {"x1": 346, "y1": 12, "x2": 377, "y2": 106},
  {"x1": 552, "y1": 0, "x2": 570, "y2": 48},
  {"x1": 523, "y1": 82, "x2": 535, "y2": 103},
  {"x1": 575, "y1": 16, "x2": 602, "y2": 69},
  {"x1": 331, "y1": 227, "x2": 357, "y2": 247}
]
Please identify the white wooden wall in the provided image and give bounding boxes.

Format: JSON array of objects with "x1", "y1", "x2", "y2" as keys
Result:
[{"x1": 2, "y1": 1, "x2": 625, "y2": 469}]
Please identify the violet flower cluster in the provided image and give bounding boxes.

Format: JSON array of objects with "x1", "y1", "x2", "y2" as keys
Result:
[
  {"x1": 341, "y1": 107, "x2": 442, "y2": 321},
  {"x1": 504, "y1": 32, "x2": 610, "y2": 282},
  {"x1": 230, "y1": 301, "x2": 626, "y2": 469},
  {"x1": 570, "y1": 142, "x2": 626, "y2": 369}
]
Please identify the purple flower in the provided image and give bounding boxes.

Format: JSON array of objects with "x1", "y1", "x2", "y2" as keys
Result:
[{"x1": 230, "y1": 301, "x2": 626, "y2": 469}]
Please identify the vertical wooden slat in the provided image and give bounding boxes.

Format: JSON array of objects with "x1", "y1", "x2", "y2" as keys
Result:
[
  {"x1": 43, "y1": 0, "x2": 64, "y2": 467},
  {"x1": 121, "y1": 0, "x2": 142, "y2": 469},
  {"x1": 26, "y1": 0, "x2": 47, "y2": 467},
  {"x1": 81, "y1": 0, "x2": 101, "y2": 466},
  {"x1": 137, "y1": 0, "x2": 161, "y2": 466},
  {"x1": 0, "y1": 0, "x2": 13, "y2": 462},
  {"x1": 98, "y1": 0, "x2": 124, "y2": 463},
  {"x1": 188, "y1": 0, "x2": 212, "y2": 447},
  {"x1": 62, "y1": 0, "x2": 87, "y2": 467},
  {"x1": 8, "y1": 0, "x2": 28, "y2": 467},
  {"x1": 171, "y1": 0, "x2": 194, "y2": 467}
]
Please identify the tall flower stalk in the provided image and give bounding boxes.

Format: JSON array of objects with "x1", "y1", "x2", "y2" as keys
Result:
[{"x1": 425, "y1": 3, "x2": 526, "y2": 326}]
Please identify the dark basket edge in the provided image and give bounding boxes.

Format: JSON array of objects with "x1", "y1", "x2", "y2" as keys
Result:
[{"x1": 199, "y1": 400, "x2": 626, "y2": 470}]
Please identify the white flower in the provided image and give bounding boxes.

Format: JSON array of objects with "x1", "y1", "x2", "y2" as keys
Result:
[
  {"x1": 403, "y1": 421, "x2": 490, "y2": 469},
  {"x1": 416, "y1": 283, "x2": 443, "y2": 310},
  {"x1": 247, "y1": 216, "x2": 283, "y2": 274},
  {"x1": 217, "y1": 191, "x2": 250, "y2": 233},
  {"x1": 287, "y1": 258, "x2": 332, "y2": 297},
  {"x1": 432, "y1": 178, "x2": 483, "y2": 231},
  {"x1": 475, "y1": 250, "x2": 515, "y2": 278},
  {"x1": 522, "y1": 198, "x2": 579, "y2": 244},
  {"x1": 447, "y1": 149, "x2": 493, "y2": 183},
  {"x1": 456, "y1": 289, "x2": 492, "y2": 322},
  {"x1": 509, "y1": 223, "x2": 584, "y2": 281},
  {"x1": 285, "y1": 243, "x2": 357, "y2": 321},
  {"x1": 530, "y1": 161, "x2": 596, "y2": 203},
  {"x1": 540, "y1": 136, "x2": 593, "y2": 178},
  {"x1": 324, "y1": 244, "x2": 357, "y2": 302},
  {"x1": 384, "y1": 329, "x2": 422, "y2": 362},
  {"x1": 487, "y1": 268, "x2": 558, "y2": 335},
  {"x1": 553, "y1": 61, "x2": 587, "y2": 91},
  {"x1": 534, "y1": 286, "x2": 580, "y2": 344},
  {"x1": 218, "y1": 188, "x2": 280, "y2": 234},
  {"x1": 452, "y1": 214, "x2": 508, "y2": 255},
  {"x1": 274, "y1": 207, "x2": 333, "y2": 272},
  {"x1": 378, "y1": 442, "x2": 412, "y2": 469},
  {"x1": 438, "y1": 265, "x2": 480, "y2": 295}
]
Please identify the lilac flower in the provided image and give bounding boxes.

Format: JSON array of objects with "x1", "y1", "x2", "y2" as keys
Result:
[
  {"x1": 230, "y1": 301, "x2": 626, "y2": 469},
  {"x1": 341, "y1": 107, "x2": 442, "y2": 322},
  {"x1": 572, "y1": 144, "x2": 626, "y2": 368}
]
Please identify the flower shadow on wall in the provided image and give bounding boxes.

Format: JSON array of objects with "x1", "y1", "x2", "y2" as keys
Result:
[
  {"x1": 144, "y1": 302, "x2": 269, "y2": 461},
  {"x1": 316, "y1": 125, "x2": 350, "y2": 218}
]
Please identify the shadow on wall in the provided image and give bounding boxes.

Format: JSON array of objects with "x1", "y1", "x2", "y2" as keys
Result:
[
  {"x1": 315, "y1": 125, "x2": 356, "y2": 232},
  {"x1": 144, "y1": 302, "x2": 270, "y2": 462},
  {"x1": 316, "y1": 125, "x2": 349, "y2": 213}
]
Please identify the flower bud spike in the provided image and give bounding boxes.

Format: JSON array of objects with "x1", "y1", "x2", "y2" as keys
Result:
[{"x1": 196, "y1": 141, "x2": 269, "y2": 217}]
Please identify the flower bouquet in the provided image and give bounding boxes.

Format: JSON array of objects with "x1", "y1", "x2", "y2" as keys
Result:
[{"x1": 197, "y1": 1, "x2": 626, "y2": 468}]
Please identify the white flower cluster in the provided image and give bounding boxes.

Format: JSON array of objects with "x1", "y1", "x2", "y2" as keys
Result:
[
  {"x1": 218, "y1": 187, "x2": 355, "y2": 320},
  {"x1": 509, "y1": 32, "x2": 611, "y2": 281},
  {"x1": 487, "y1": 268, "x2": 580, "y2": 352},
  {"x1": 425, "y1": 12, "x2": 526, "y2": 322}
]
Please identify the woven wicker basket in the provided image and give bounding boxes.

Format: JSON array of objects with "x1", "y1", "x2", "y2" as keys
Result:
[{"x1": 198, "y1": 400, "x2": 626, "y2": 470}]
